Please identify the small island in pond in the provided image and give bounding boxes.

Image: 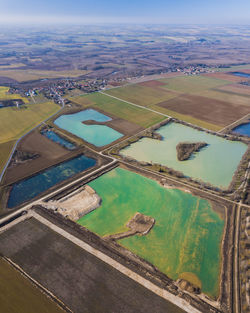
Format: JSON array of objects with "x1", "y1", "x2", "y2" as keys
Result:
[{"x1": 176, "y1": 142, "x2": 208, "y2": 161}]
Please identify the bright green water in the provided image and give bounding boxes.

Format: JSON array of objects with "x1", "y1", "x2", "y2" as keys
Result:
[
  {"x1": 78, "y1": 167, "x2": 224, "y2": 298},
  {"x1": 121, "y1": 122, "x2": 247, "y2": 188}
]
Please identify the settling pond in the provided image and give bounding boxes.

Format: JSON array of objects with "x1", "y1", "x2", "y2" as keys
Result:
[
  {"x1": 233, "y1": 122, "x2": 250, "y2": 137},
  {"x1": 121, "y1": 122, "x2": 247, "y2": 188},
  {"x1": 78, "y1": 167, "x2": 224, "y2": 298},
  {"x1": 8, "y1": 154, "x2": 96, "y2": 208},
  {"x1": 54, "y1": 109, "x2": 123, "y2": 147},
  {"x1": 41, "y1": 129, "x2": 76, "y2": 150}
]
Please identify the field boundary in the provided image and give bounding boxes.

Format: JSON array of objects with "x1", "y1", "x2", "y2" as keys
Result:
[
  {"x1": 99, "y1": 91, "x2": 170, "y2": 118},
  {"x1": 2, "y1": 256, "x2": 72, "y2": 313}
]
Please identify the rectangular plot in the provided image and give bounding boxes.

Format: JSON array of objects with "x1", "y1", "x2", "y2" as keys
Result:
[
  {"x1": 157, "y1": 94, "x2": 250, "y2": 126},
  {"x1": 193, "y1": 89, "x2": 250, "y2": 107},
  {"x1": 0, "y1": 217, "x2": 185, "y2": 313},
  {"x1": 217, "y1": 84, "x2": 250, "y2": 96},
  {"x1": 159, "y1": 76, "x2": 230, "y2": 93},
  {"x1": 71, "y1": 93, "x2": 164, "y2": 128},
  {"x1": 106, "y1": 84, "x2": 177, "y2": 107}
]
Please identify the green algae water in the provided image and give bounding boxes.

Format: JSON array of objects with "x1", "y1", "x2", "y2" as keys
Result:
[
  {"x1": 121, "y1": 122, "x2": 247, "y2": 188},
  {"x1": 78, "y1": 167, "x2": 224, "y2": 298}
]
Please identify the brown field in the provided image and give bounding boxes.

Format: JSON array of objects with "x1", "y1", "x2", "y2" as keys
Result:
[
  {"x1": 0, "y1": 257, "x2": 66, "y2": 313},
  {"x1": 0, "y1": 216, "x2": 185, "y2": 313},
  {"x1": 217, "y1": 84, "x2": 250, "y2": 96},
  {"x1": 105, "y1": 117, "x2": 142, "y2": 135},
  {"x1": 0, "y1": 69, "x2": 90, "y2": 83},
  {"x1": 240, "y1": 69, "x2": 250, "y2": 74},
  {"x1": 203, "y1": 72, "x2": 249, "y2": 82},
  {"x1": 139, "y1": 80, "x2": 166, "y2": 87},
  {"x1": 3, "y1": 130, "x2": 76, "y2": 185},
  {"x1": 157, "y1": 94, "x2": 250, "y2": 126}
]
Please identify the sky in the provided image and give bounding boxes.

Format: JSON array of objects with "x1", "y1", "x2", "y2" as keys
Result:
[{"x1": 0, "y1": 0, "x2": 249, "y2": 25}]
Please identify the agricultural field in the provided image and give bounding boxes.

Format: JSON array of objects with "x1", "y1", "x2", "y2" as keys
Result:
[
  {"x1": 104, "y1": 74, "x2": 250, "y2": 130},
  {"x1": 0, "y1": 87, "x2": 59, "y2": 174},
  {"x1": 2, "y1": 130, "x2": 75, "y2": 185},
  {"x1": 0, "y1": 217, "x2": 185, "y2": 313},
  {"x1": 216, "y1": 84, "x2": 250, "y2": 96},
  {"x1": 71, "y1": 92, "x2": 165, "y2": 128},
  {"x1": 0, "y1": 102, "x2": 59, "y2": 143},
  {"x1": 104, "y1": 83, "x2": 177, "y2": 107},
  {"x1": 0, "y1": 258, "x2": 65, "y2": 313},
  {"x1": 157, "y1": 93, "x2": 249, "y2": 127},
  {"x1": 210, "y1": 64, "x2": 250, "y2": 72},
  {"x1": 159, "y1": 75, "x2": 230, "y2": 93},
  {"x1": 0, "y1": 141, "x2": 16, "y2": 175},
  {"x1": 203, "y1": 72, "x2": 250, "y2": 82},
  {"x1": 78, "y1": 167, "x2": 225, "y2": 299},
  {"x1": 0, "y1": 69, "x2": 90, "y2": 83}
]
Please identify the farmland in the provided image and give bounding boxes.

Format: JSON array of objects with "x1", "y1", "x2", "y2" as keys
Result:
[
  {"x1": 0, "y1": 216, "x2": 186, "y2": 313},
  {"x1": 159, "y1": 75, "x2": 230, "y2": 93},
  {"x1": 0, "y1": 87, "x2": 59, "y2": 174},
  {"x1": 104, "y1": 83, "x2": 177, "y2": 107},
  {"x1": 0, "y1": 257, "x2": 65, "y2": 313},
  {"x1": 0, "y1": 101, "x2": 59, "y2": 143},
  {"x1": 104, "y1": 74, "x2": 250, "y2": 130},
  {"x1": 0, "y1": 69, "x2": 90, "y2": 83},
  {"x1": 71, "y1": 92, "x2": 165, "y2": 128},
  {"x1": 78, "y1": 167, "x2": 225, "y2": 298},
  {"x1": 0, "y1": 23, "x2": 249, "y2": 313},
  {"x1": 0, "y1": 141, "x2": 16, "y2": 175}
]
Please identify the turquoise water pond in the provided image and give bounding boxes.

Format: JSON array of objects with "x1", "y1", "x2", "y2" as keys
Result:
[
  {"x1": 233, "y1": 122, "x2": 250, "y2": 137},
  {"x1": 7, "y1": 154, "x2": 96, "y2": 208},
  {"x1": 54, "y1": 109, "x2": 123, "y2": 147},
  {"x1": 121, "y1": 122, "x2": 247, "y2": 188}
]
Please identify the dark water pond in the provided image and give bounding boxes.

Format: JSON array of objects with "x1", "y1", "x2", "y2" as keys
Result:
[
  {"x1": 42, "y1": 130, "x2": 76, "y2": 150},
  {"x1": 231, "y1": 72, "x2": 250, "y2": 78},
  {"x1": 8, "y1": 154, "x2": 96, "y2": 208}
]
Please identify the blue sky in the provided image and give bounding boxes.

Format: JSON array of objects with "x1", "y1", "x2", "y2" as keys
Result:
[{"x1": 0, "y1": 0, "x2": 250, "y2": 24}]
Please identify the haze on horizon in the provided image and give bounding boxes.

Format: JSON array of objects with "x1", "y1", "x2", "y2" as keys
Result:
[{"x1": 0, "y1": 0, "x2": 250, "y2": 25}]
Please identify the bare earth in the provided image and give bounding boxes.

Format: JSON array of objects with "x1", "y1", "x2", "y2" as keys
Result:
[
  {"x1": 3, "y1": 130, "x2": 74, "y2": 185},
  {"x1": 157, "y1": 94, "x2": 250, "y2": 126}
]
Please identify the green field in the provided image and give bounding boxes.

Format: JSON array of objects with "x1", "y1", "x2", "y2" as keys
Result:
[
  {"x1": 0, "y1": 101, "x2": 59, "y2": 143},
  {"x1": 211, "y1": 64, "x2": 250, "y2": 72},
  {"x1": 105, "y1": 84, "x2": 177, "y2": 107},
  {"x1": 71, "y1": 92, "x2": 164, "y2": 128},
  {"x1": 159, "y1": 75, "x2": 230, "y2": 93},
  {"x1": 78, "y1": 167, "x2": 224, "y2": 298},
  {"x1": 193, "y1": 89, "x2": 250, "y2": 107},
  {"x1": 0, "y1": 141, "x2": 16, "y2": 173},
  {"x1": 0, "y1": 89, "x2": 59, "y2": 174},
  {"x1": 0, "y1": 258, "x2": 65, "y2": 313},
  {"x1": 103, "y1": 75, "x2": 237, "y2": 131}
]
